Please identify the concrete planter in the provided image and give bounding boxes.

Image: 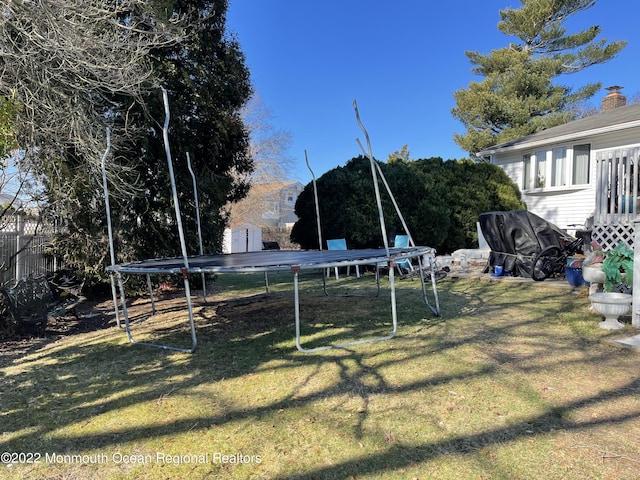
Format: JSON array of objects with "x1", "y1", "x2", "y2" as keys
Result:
[
  {"x1": 582, "y1": 264, "x2": 606, "y2": 284},
  {"x1": 589, "y1": 292, "x2": 632, "y2": 329}
]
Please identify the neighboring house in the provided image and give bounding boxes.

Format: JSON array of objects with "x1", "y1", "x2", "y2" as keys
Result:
[
  {"x1": 230, "y1": 181, "x2": 304, "y2": 228},
  {"x1": 223, "y1": 181, "x2": 305, "y2": 252},
  {"x1": 255, "y1": 181, "x2": 305, "y2": 228},
  {"x1": 477, "y1": 87, "x2": 640, "y2": 250}
]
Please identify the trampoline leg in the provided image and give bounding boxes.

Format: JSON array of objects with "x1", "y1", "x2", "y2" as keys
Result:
[
  {"x1": 417, "y1": 254, "x2": 440, "y2": 317},
  {"x1": 428, "y1": 257, "x2": 441, "y2": 316},
  {"x1": 201, "y1": 272, "x2": 208, "y2": 302},
  {"x1": 294, "y1": 263, "x2": 398, "y2": 353},
  {"x1": 146, "y1": 274, "x2": 156, "y2": 316},
  {"x1": 181, "y1": 273, "x2": 198, "y2": 353},
  {"x1": 117, "y1": 271, "x2": 197, "y2": 353},
  {"x1": 109, "y1": 273, "x2": 121, "y2": 328},
  {"x1": 293, "y1": 266, "x2": 305, "y2": 352},
  {"x1": 116, "y1": 272, "x2": 134, "y2": 344},
  {"x1": 321, "y1": 268, "x2": 328, "y2": 297},
  {"x1": 389, "y1": 265, "x2": 398, "y2": 336}
]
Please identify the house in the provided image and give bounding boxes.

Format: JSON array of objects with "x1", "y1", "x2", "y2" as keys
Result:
[
  {"x1": 252, "y1": 182, "x2": 305, "y2": 228},
  {"x1": 223, "y1": 181, "x2": 305, "y2": 252},
  {"x1": 477, "y1": 87, "x2": 640, "y2": 251},
  {"x1": 229, "y1": 181, "x2": 304, "y2": 228}
]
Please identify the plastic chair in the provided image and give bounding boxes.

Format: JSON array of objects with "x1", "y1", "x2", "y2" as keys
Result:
[
  {"x1": 326, "y1": 239, "x2": 360, "y2": 279},
  {"x1": 376, "y1": 234, "x2": 414, "y2": 276},
  {"x1": 392, "y1": 235, "x2": 413, "y2": 273}
]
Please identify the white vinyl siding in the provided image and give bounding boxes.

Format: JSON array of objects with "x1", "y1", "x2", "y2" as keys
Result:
[{"x1": 488, "y1": 123, "x2": 640, "y2": 232}]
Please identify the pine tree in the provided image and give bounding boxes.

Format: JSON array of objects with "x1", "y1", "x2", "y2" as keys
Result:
[{"x1": 452, "y1": 0, "x2": 626, "y2": 156}]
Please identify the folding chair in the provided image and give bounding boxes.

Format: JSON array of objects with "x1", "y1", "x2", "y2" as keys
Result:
[
  {"x1": 392, "y1": 235, "x2": 414, "y2": 275},
  {"x1": 326, "y1": 238, "x2": 360, "y2": 279},
  {"x1": 374, "y1": 234, "x2": 416, "y2": 279}
]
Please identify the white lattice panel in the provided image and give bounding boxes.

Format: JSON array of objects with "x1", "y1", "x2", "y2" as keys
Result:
[
  {"x1": 0, "y1": 215, "x2": 59, "y2": 235},
  {"x1": 592, "y1": 223, "x2": 634, "y2": 250}
]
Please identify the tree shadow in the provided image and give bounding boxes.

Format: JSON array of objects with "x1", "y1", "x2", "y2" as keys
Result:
[{"x1": 1, "y1": 274, "x2": 637, "y2": 478}]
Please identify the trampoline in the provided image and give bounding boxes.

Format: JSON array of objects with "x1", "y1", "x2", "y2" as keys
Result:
[
  {"x1": 103, "y1": 90, "x2": 441, "y2": 353},
  {"x1": 107, "y1": 248, "x2": 432, "y2": 275},
  {"x1": 107, "y1": 247, "x2": 438, "y2": 353}
]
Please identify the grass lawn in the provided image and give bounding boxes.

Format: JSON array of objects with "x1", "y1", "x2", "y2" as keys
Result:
[{"x1": 1, "y1": 270, "x2": 640, "y2": 479}]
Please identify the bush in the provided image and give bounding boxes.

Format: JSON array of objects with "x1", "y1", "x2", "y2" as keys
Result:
[{"x1": 291, "y1": 156, "x2": 525, "y2": 253}]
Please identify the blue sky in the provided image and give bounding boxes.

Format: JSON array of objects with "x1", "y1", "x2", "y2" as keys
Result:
[{"x1": 226, "y1": 1, "x2": 640, "y2": 184}]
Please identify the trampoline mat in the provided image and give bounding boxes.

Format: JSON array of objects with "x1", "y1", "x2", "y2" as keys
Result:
[{"x1": 107, "y1": 247, "x2": 433, "y2": 275}]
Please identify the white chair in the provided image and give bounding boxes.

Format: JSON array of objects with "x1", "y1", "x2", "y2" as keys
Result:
[{"x1": 326, "y1": 238, "x2": 360, "y2": 279}]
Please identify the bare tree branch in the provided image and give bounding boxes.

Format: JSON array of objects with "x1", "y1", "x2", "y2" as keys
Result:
[
  {"x1": 228, "y1": 94, "x2": 294, "y2": 227},
  {"x1": 0, "y1": 0, "x2": 185, "y2": 195}
]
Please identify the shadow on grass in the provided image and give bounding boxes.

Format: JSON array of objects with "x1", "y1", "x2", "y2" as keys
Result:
[{"x1": 1, "y1": 272, "x2": 638, "y2": 478}]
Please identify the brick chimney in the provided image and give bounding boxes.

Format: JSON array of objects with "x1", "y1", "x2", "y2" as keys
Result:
[{"x1": 601, "y1": 85, "x2": 626, "y2": 111}]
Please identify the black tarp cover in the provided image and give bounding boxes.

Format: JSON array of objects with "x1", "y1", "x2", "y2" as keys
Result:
[{"x1": 478, "y1": 210, "x2": 573, "y2": 277}]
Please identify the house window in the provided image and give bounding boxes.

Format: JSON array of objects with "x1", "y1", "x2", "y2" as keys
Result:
[
  {"x1": 521, "y1": 144, "x2": 590, "y2": 191},
  {"x1": 572, "y1": 144, "x2": 590, "y2": 185},
  {"x1": 263, "y1": 201, "x2": 280, "y2": 219},
  {"x1": 523, "y1": 154, "x2": 531, "y2": 190},
  {"x1": 535, "y1": 150, "x2": 547, "y2": 188},
  {"x1": 551, "y1": 147, "x2": 566, "y2": 186}
]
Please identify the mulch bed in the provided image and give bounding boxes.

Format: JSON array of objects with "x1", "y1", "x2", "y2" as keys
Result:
[
  {"x1": 0, "y1": 287, "x2": 195, "y2": 358},
  {"x1": 0, "y1": 296, "x2": 117, "y2": 357}
]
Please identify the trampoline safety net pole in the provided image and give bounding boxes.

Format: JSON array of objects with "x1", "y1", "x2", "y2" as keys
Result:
[
  {"x1": 353, "y1": 100, "x2": 440, "y2": 317},
  {"x1": 100, "y1": 127, "x2": 121, "y2": 328},
  {"x1": 372, "y1": 160, "x2": 440, "y2": 316},
  {"x1": 305, "y1": 150, "x2": 323, "y2": 251},
  {"x1": 187, "y1": 152, "x2": 208, "y2": 302},
  {"x1": 305, "y1": 150, "x2": 328, "y2": 296},
  {"x1": 353, "y1": 100, "x2": 390, "y2": 257},
  {"x1": 161, "y1": 88, "x2": 191, "y2": 267},
  {"x1": 156, "y1": 87, "x2": 197, "y2": 352},
  {"x1": 373, "y1": 161, "x2": 414, "y2": 246}
]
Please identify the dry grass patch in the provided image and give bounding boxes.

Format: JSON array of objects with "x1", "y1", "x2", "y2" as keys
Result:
[{"x1": 1, "y1": 272, "x2": 640, "y2": 479}]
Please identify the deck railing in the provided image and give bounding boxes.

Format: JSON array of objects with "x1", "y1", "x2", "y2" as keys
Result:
[{"x1": 593, "y1": 147, "x2": 640, "y2": 249}]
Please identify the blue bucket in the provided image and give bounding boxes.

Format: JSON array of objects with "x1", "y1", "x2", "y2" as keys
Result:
[{"x1": 565, "y1": 265, "x2": 584, "y2": 287}]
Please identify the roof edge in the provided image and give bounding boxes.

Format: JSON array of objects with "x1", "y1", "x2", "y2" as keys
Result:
[{"x1": 478, "y1": 119, "x2": 640, "y2": 157}]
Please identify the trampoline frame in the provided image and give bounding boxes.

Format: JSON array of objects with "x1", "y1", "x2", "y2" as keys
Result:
[
  {"x1": 103, "y1": 89, "x2": 440, "y2": 353},
  {"x1": 107, "y1": 247, "x2": 437, "y2": 353}
]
